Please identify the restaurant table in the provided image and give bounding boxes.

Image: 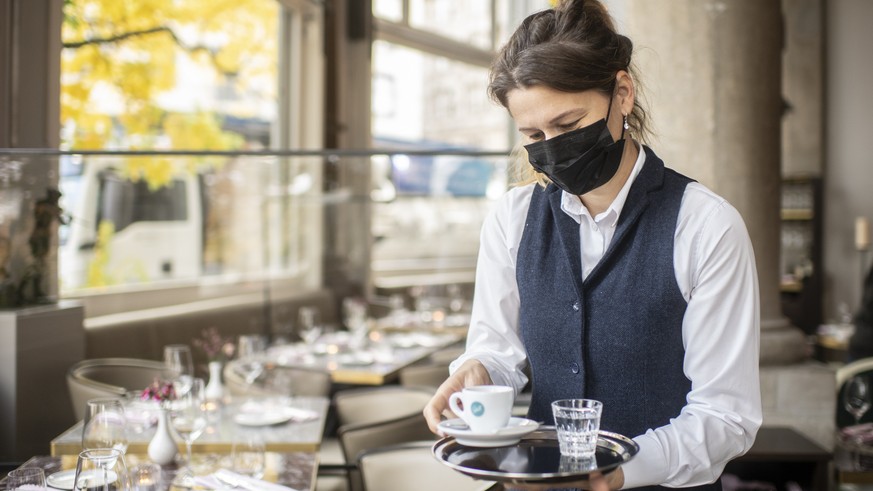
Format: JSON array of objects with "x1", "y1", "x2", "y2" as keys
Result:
[
  {"x1": 264, "y1": 330, "x2": 464, "y2": 385},
  {"x1": 0, "y1": 451, "x2": 316, "y2": 490},
  {"x1": 724, "y1": 426, "x2": 831, "y2": 490},
  {"x1": 51, "y1": 396, "x2": 329, "y2": 455}
]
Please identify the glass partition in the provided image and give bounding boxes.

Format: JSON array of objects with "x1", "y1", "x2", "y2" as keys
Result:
[{"x1": 0, "y1": 149, "x2": 509, "y2": 315}]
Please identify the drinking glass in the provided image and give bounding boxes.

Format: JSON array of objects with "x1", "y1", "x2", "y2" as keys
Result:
[
  {"x1": 6, "y1": 467, "x2": 46, "y2": 489},
  {"x1": 163, "y1": 344, "x2": 194, "y2": 397},
  {"x1": 298, "y1": 306, "x2": 322, "y2": 346},
  {"x1": 551, "y1": 399, "x2": 603, "y2": 458},
  {"x1": 845, "y1": 375, "x2": 872, "y2": 426},
  {"x1": 73, "y1": 448, "x2": 130, "y2": 491},
  {"x1": 343, "y1": 297, "x2": 369, "y2": 348},
  {"x1": 231, "y1": 434, "x2": 266, "y2": 479},
  {"x1": 128, "y1": 462, "x2": 161, "y2": 491},
  {"x1": 82, "y1": 398, "x2": 128, "y2": 454},
  {"x1": 170, "y1": 378, "x2": 207, "y2": 486},
  {"x1": 237, "y1": 334, "x2": 267, "y2": 359}
]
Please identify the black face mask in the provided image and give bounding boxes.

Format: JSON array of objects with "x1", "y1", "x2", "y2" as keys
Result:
[{"x1": 524, "y1": 110, "x2": 626, "y2": 196}]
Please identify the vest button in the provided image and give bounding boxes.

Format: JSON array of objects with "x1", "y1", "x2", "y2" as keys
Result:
[
  {"x1": 570, "y1": 362, "x2": 580, "y2": 374},
  {"x1": 572, "y1": 302, "x2": 580, "y2": 311}
]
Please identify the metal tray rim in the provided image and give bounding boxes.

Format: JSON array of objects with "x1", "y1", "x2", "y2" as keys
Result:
[{"x1": 432, "y1": 427, "x2": 639, "y2": 484}]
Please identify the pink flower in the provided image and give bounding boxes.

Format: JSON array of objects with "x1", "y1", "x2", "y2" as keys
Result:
[
  {"x1": 141, "y1": 378, "x2": 177, "y2": 402},
  {"x1": 193, "y1": 327, "x2": 235, "y2": 362}
]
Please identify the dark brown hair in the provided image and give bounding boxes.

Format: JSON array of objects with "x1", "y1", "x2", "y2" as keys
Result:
[{"x1": 488, "y1": 0, "x2": 650, "y2": 141}]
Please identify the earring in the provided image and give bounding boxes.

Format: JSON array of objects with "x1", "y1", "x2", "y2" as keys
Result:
[{"x1": 623, "y1": 115, "x2": 629, "y2": 131}]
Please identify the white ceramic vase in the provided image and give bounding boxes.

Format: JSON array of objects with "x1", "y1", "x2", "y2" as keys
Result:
[
  {"x1": 205, "y1": 361, "x2": 225, "y2": 401},
  {"x1": 147, "y1": 407, "x2": 178, "y2": 465}
]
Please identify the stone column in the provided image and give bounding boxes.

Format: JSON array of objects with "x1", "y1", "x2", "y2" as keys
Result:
[{"x1": 616, "y1": 0, "x2": 806, "y2": 365}]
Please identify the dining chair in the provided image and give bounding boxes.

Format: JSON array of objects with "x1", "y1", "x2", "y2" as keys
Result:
[
  {"x1": 333, "y1": 385, "x2": 434, "y2": 426},
  {"x1": 317, "y1": 385, "x2": 436, "y2": 491},
  {"x1": 398, "y1": 362, "x2": 449, "y2": 389},
  {"x1": 223, "y1": 361, "x2": 331, "y2": 398},
  {"x1": 358, "y1": 441, "x2": 496, "y2": 491},
  {"x1": 338, "y1": 412, "x2": 437, "y2": 491},
  {"x1": 67, "y1": 357, "x2": 170, "y2": 420}
]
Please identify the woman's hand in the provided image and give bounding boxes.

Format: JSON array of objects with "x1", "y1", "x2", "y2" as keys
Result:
[{"x1": 423, "y1": 359, "x2": 493, "y2": 433}]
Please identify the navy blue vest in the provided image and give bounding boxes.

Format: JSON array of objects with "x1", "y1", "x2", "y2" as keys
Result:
[{"x1": 517, "y1": 149, "x2": 720, "y2": 490}]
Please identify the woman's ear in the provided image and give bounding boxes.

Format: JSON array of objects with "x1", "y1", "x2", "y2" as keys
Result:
[{"x1": 615, "y1": 70, "x2": 635, "y2": 115}]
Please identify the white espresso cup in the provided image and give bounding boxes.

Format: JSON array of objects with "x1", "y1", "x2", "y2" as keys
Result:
[{"x1": 448, "y1": 385, "x2": 513, "y2": 433}]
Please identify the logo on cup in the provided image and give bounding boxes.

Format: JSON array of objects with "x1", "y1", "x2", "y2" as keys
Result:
[{"x1": 471, "y1": 401, "x2": 485, "y2": 417}]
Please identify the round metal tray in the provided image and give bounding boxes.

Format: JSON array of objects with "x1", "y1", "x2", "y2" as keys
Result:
[{"x1": 432, "y1": 427, "x2": 638, "y2": 485}]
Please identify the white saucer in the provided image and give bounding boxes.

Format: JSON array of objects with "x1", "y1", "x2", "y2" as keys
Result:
[{"x1": 438, "y1": 417, "x2": 540, "y2": 447}]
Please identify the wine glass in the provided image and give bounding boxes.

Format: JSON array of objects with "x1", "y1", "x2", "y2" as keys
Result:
[
  {"x1": 164, "y1": 344, "x2": 194, "y2": 397},
  {"x1": 6, "y1": 467, "x2": 46, "y2": 489},
  {"x1": 170, "y1": 378, "x2": 207, "y2": 487},
  {"x1": 298, "y1": 306, "x2": 322, "y2": 346},
  {"x1": 343, "y1": 297, "x2": 369, "y2": 348},
  {"x1": 82, "y1": 398, "x2": 128, "y2": 454},
  {"x1": 845, "y1": 375, "x2": 872, "y2": 426},
  {"x1": 73, "y1": 448, "x2": 130, "y2": 491}
]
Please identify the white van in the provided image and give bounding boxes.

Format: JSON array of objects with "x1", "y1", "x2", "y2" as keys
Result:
[{"x1": 60, "y1": 157, "x2": 203, "y2": 291}]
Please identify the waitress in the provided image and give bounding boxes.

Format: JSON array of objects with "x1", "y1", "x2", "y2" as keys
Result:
[{"x1": 423, "y1": 0, "x2": 762, "y2": 489}]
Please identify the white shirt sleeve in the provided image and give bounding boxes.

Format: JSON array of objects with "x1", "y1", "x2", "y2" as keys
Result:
[
  {"x1": 449, "y1": 185, "x2": 533, "y2": 395},
  {"x1": 620, "y1": 185, "x2": 762, "y2": 488}
]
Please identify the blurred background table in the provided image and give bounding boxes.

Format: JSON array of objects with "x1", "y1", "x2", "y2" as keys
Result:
[
  {"x1": 0, "y1": 452, "x2": 316, "y2": 490},
  {"x1": 51, "y1": 396, "x2": 329, "y2": 455}
]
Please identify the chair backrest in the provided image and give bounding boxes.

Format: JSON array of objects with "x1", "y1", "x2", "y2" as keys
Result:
[
  {"x1": 334, "y1": 385, "x2": 433, "y2": 427},
  {"x1": 836, "y1": 357, "x2": 873, "y2": 427},
  {"x1": 358, "y1": 441, "x2": 495, "y2": 491},
  {"x1": 398, "y1": 363, "x2": 449, "y2": 390},
  {"x1": 224, "y1": 360, "x2": 331, "y2": 398},
  {"x1": 67, "y1": 357, "x2": 169, "y2": 420},
  {"x1": 338, "y1": 412, "x2": 437, "y2": 491}
]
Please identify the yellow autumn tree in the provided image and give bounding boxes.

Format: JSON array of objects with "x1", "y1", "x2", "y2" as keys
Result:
[{"x1": 61, "y1": 0, "x2": 278, "y2": 155}]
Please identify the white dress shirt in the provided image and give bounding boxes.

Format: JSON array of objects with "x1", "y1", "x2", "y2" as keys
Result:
[{"x1": 451, "y1": 144, "x2": 762, "y2": 489}]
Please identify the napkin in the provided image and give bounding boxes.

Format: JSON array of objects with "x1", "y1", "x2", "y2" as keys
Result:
[{"x1": 194, "y1": 469, "x2": 299, "y2": 491}]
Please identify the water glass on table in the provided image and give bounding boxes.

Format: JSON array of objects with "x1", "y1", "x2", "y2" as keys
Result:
[
  {"x1": 82, "y1": 398, "x2": 128, "y2": 454},
  {"x1": 551, "y1": 399, "x2": 603, "y2": 459},
  {"x1": 163, "y1": 344, "x2": 195, "y2": 396},
  {"x1": 5, "y1": 468, "x2": 46, "y2": 490},
  {"x1": 128, "y1": 463, "x2": 161, "y2": 491},
  {"x1": 73, "y1": 448, "x2": 130, "y2": 491},
  {"x1": 232, "y1": 434, "x2": 267, "y2": 479},
  {"x1": 170, "y1": 378, "x2": 208, "y2": 486},
  {"x1": 298, "y1": 307, "x2": 323, "y2": 346}
]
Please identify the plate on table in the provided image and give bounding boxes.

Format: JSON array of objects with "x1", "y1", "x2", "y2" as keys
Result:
[
  {"x1": 433, "y1": 427, "x2": 638, "y2": 485},
  {"x1": 233, "y1": 400, "x2": 318, "y2": 426},
  {"x1": 438, "y1": 417, "x2": 540, "y2": 447},
  {"x1": 47, "y1": 469, "x2": 119, "y2": 490}
]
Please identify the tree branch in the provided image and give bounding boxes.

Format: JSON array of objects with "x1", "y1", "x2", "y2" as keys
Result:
[{"x1": 63, "y1": 25, "x2": 237, "y2": 76}]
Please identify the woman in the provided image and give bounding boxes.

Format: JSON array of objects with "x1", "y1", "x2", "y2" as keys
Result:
[{"x1": 423, "y1": 1, "x2": 762, "y2": 489}]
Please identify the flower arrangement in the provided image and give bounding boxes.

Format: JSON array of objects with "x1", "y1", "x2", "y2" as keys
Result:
[
  {"x1": 140, "y1": 378, "x2": 177, "y2": 402},
  {"x1": 192, "y1": 326, "x2": 236, "y2": 362}
]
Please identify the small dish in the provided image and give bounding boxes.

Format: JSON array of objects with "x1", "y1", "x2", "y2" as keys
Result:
[
  {"x1": 438, "y1": 417, "x2": 540, "y2": 447},
  {"x1": 233, "y1": 407, "x2": 297, "y2": 426},
  {"x1": 47, "y1": 469, "x2": 118, "y2": 490},
  {"x1": 46, "y1": 469, "x2": 76, "y2": 490}
]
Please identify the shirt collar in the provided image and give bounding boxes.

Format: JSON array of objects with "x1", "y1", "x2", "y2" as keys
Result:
[{"x1": 560, "y1": 141, "x2": 647, "y2": 226}]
